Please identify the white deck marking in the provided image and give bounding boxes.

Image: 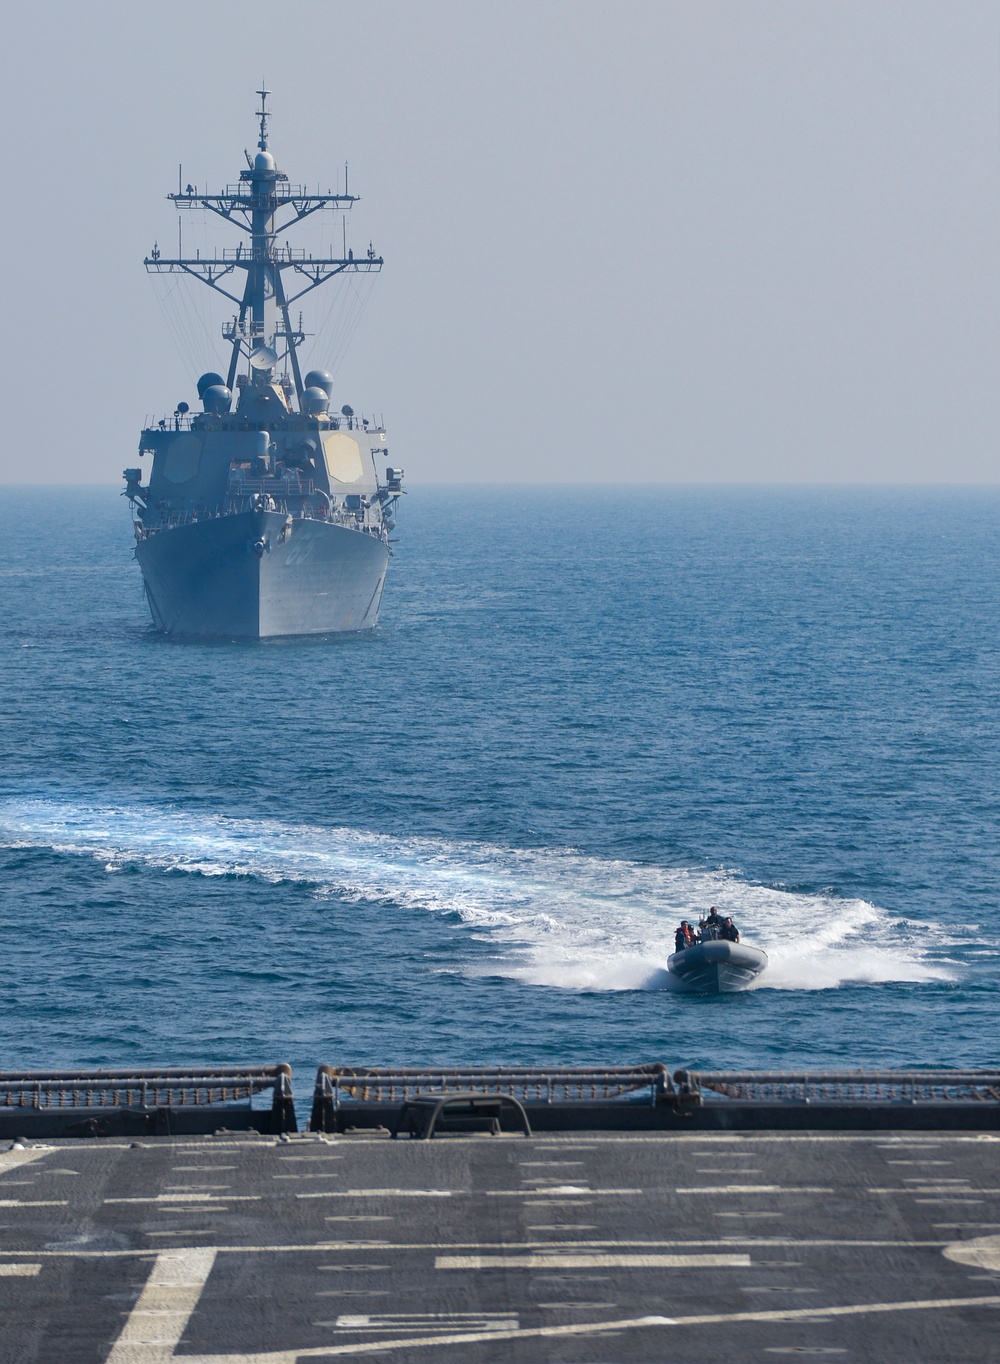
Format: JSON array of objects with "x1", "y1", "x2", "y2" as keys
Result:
[
  {"x1": 535, "y1": 1300, "x2": 617, "y2": 1308},
  {"x1": 916, "y1": 1199, "x2": 984, "y2": 1206},
  {"x1": 125, "y1": 1295, "x2": 1000, "y2": 1361},
  {"x1": 318, "y1": 1265, "x2": 391, "y2": 1273},
  {"x1": 171, "y1": 1166, "x2": 237, "y2": 1172},
  {"x1": 670, "y1": 1296, "x2": 1000, "y2": 1326},
  {"x1": 737, "y1": 1286, "x2": 818, "y2": 1294},
  {"x1": 676, "y1": 1186, "x2": 833, "y2": 1195},
  {"x1": 164, "y1": 1185, "x2": 231, "y2": 1192},
  {"x1": 901, "y1": 1178, "x2": 971, "y2": 1184},
  {"x1": 716, "y1": 1212, "x2": 784, "y2": 1219},
  {"x1": 146, "y1": 1315, "x2": 674, "y2": 1360},
  {"x1": 273, "y1": 1173, "x2": 343, "y2": 1180},
  {"x1": 489, "y1": 1187, "x2": 641, "y2": 1197},
  {"x1": 0, "y1": 1263, "x2": 41, "y2": 1276},
  {"x1": 0, "y1": 1235, "x2": 954, "y2": 1261},
  {"x1": 333, "y1": 1312, "x2": 519, "y2": 1331},
  {"x1": 944, "y1": 1234, "x2": 1000, "y2": 1272},
  {"x1": 436, "y1": 1253, "x2": 752, "y2": 1269},
  {"x1": 864, "y1": 1188, "x2": 1000, "y2": 1195},
  {"x1": 524, "y1": 1200, "x2": 593, "y2": 1208},
  {"x1": 107, "y1": 1194, "x2": 258, "y2": 1204},
  {"x1": 146, "y1": 1231, "x2": 216, "y2": 1237},
  {"x1": 519, "y1": 1182, "x2": 592, "y2": 1193},
  {"x1": 0, "y1": 1199, "x2": 68, "y2": 1208},
  {"x1": 876, "y1": 1142, "x2": 943, "y2": 1148},
  {"x1": 323, "y1": 1215, "x2": 393, "y2": 1223},
  {"x1": 159, "y1": 1208, "x2": 228, "y2": 1216},
  {"x1": 317, "y1": 1290, "x2": 390, "y2": 1298},
  {"x1": 105, "y1": 1248, "x2": 216, "y2": 1364},
  {"x1": 297, "y1": 1189, "x2": 450, "y2": 1201},
  {"x1": 0, "y1": 1148, "x2": 52, "y2": 1177}
]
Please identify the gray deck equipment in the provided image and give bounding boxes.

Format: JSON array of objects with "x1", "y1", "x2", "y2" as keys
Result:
[{"x1": 0, "y1": 1064, "x2": 296, "y2": 1138}]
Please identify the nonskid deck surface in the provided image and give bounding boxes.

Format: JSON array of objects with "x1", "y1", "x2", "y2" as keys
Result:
[{"x1": 2, "y1": 1130, "x2": 999, "y2": 1362}]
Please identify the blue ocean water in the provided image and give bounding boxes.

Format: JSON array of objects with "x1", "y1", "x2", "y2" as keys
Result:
[{"x1": 0, "y1": 484, "x2": 997, "y2": 1097}]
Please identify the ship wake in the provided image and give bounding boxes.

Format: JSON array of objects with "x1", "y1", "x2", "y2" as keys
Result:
[{"x1": 0, "y1": 797, "x2": 956, "y2": 992}]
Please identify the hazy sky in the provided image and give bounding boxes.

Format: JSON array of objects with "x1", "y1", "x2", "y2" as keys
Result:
[{"x1": 1, "y1": 1, "x2": 996, "y2": 483}]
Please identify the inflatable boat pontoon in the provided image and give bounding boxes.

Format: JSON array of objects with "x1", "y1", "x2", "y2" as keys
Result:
[{"x1": 667, "y1": 939, "x2": 768, "y2": 993}]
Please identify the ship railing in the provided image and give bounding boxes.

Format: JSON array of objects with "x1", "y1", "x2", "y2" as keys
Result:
[
  {"x1": 672, "y1": 1069, "x2": 1000, "y2": 1106},
  {"x1": 310, "y1": 1063, "x2": 672, "y2": 1130},
  {"x1": 223, "y1": 497, "x2": 333, "y2": 520},
  {"x1": 0, "y1": 1065, "x2": 296, "y2": 1132},
  {"x1": 142, "y1": 415, "x2": 198, "y2": 434},
  {"x1": 141, "y1": 501, "x2": 383, "y2": 533},
  {"x1": 221, "y1": 245, "x2": 325, "y2": 262},
  {"x1": 227, "y1": 476, "x2": 315, "y2": 498},
  {"x1": 143, "y1": 508, "x2": 222, "y2": 531},
  {"x1": 212, "y1": 182, "x2": 342, "y2": 201}
]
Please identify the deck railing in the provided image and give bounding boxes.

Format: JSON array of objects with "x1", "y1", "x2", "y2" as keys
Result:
[
  {"x1": 0, "y1": 1064, "x2": 295, "y2": 1129},
  {"x1": 673, "y1": 1069, "x2": 1000, "y2": 1105},
  {"x1": 310, "y1": 1063, "x2": 671, "y2": 1131}
]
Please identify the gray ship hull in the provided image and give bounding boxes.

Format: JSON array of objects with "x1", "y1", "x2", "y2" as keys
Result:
[
  {"x1": 667, "y1": 940, "x2": 768, "y2": 993},
  {"x1": 135, "y1": 510, "x2": 389, "y2": 639}
]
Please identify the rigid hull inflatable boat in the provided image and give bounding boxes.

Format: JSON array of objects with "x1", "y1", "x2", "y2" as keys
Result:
[{"x1": 667, "y1": 939, "x2": 768, "y2": 993}]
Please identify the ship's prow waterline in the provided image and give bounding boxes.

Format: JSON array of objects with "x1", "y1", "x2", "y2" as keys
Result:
[
  {"x1": 124, "y1": 90, "x2": 402, "y2": 639},
  {"x1": 136, "y1": 509, "x2": 390, "y2": 639}
]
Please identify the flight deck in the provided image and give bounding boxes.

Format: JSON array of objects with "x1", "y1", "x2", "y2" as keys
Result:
[
  {"x1": 3, "y1": 1127, "x2": 1000, "y2": 1362},
  {"x1": 1, "y1": 1063, "x2": 998, "y2": 1360}
]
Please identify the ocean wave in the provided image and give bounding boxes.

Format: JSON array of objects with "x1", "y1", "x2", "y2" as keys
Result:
[{"x1": 0, "y1": 796, "x2": 956, "y2": 992}]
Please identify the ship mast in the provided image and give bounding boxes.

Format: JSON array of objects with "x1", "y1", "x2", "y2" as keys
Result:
[{"x1": 144, "y1": 90, "x2": 382, "y2": 404}]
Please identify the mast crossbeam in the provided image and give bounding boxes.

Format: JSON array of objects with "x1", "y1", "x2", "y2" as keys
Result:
[
  {"x1": 169, "y1": 191, "x2": 357, "y2": 207},
  {"x1": 149, "y1": 104, "x2": 379, "y2": 405}
]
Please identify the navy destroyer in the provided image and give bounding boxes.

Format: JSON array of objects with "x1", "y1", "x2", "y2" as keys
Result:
[{"x1": 123, "y1": 92, "x2": 402, "y2": 638}]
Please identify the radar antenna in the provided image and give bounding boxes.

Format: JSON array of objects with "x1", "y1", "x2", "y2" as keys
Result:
[
  {"x1": 256, "y1": 85, "x2": 271, "y2": 151},
  {"x1": 144, "y1": 93, "x2": 383, "y2": 405}
]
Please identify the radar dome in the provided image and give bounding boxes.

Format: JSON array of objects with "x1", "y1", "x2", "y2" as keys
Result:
[
  {"x1": 197, "y1": 372, "x2": 225, "y2": 399},
  {"x1": 302, "y1": 386, "x2": 330, "y2": 415},
  {"x1": 254, "y1": 151, "x2": 275, "y2": 172},
  {"x1": 202, "y1": 384, "x2": 232, "y2": 414},
  {"x1": 304, "y1": 369, "x2": 334, "y2": 398}
]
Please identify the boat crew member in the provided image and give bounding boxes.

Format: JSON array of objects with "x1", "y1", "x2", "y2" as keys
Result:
[
  {"x1": 675, "y1": 921, "x2": 694, "y2": 952},
  {"x1": 720, "y1": 916, "x2": 740, "y2": 943},
  {"x1": 704, "y1": 907, "x2": 723, "y2": 936}
]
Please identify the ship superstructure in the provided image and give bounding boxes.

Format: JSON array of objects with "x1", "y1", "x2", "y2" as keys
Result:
[{"x1": 124, "y1": 92, "x2": 402, "y2": 637}]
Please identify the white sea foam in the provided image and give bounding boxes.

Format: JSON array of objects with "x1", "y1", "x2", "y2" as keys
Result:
[{"x1": 0, "y1": 796, "x2": 955, "y2": 991}]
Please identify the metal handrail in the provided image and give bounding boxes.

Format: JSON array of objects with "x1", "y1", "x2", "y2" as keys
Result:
[
  {"x1": 674, "y1": 1069, "x2": 1000, "y2": 1105},
  {"x1": 0, "y1": 1065, "x2": 294, "y2": 1116},
  {"x1": 310, "y1": 1063, "x2": 671, "y2": 1131}
]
